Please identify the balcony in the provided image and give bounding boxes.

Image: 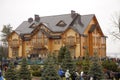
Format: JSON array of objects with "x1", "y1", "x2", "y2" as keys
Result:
[
  {"x1": 10, "y1": 42, "x2": 19, "y2": 48},
  {"x1": 32, "y1": 42, "x2": 45, "y2": 49},
  {"x1": 64, "y1": 42, "x2": 76, "y2": 47}
]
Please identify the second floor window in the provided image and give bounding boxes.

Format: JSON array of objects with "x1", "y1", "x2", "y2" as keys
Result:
[
  {"x1": 38, "y1": 31, "x2": 42, "y2": 39},
  {"x1": 44, "y1": 38, "x2": 48, "y2": 45},
  {"x1": 67, "y1": 36, "x2": 75, "y2": 43},
  {"x1": 12, "y1": 39, "x2": 18, "y2": 44},
  {"x1": 54, "y1": 40, "x2": 61, "y2": 45},
  {"x1": 101, "y1": 37, "x2": 106, "y2": 44}
]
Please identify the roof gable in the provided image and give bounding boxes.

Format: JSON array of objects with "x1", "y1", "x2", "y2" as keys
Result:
[
  {"x1": 89, "y1": 24, "x2": 104, "y2": 36},
  {"x1": 7, "y1": 31, "x2": 19, "y2": 40},
  {"x1": 71, "y1": 14, "x2": 94, "y2": 34},
  {"x1": 88, "y1": 16, "x2": 104, "y2": 36}
]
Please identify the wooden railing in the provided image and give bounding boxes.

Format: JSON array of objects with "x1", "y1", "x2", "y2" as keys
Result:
[
  {"x1": 65, "y1": 42, "x2": 76, "y2": 47},
  {"x1": 9, "y1": 41, "x2": 19, "y2": 48},
  {"x1": 32, "y1": 42, "x2": 44, "y2": 48}
]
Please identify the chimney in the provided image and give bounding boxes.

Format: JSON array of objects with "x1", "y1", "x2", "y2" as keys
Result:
[
  {"x1": 71, "y1": 10, "x2": 77, "y2": 18},
  {"x1": 28, "y1": 17, "x2": 33, "y2": 23},
  {"x1": 78, "y1": 14, "x2": 81, "y2": 23},
  {"x1": 77, "y1": 14, "x2": 84, "y2": 26},
  {"x1": 34, "y1": 15, "x2": 40, "y2": 22}
]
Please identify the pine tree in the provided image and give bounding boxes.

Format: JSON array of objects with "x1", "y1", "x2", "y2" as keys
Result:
[
  {"x1": 19, "y1": 58, "x2": 31, "y2": 80},
  {"x1": 1, "y1": 24, "x2": 12, "y2": 45},
  {"x1": 81, "y1": 49, "x2": 90, "y2": 74},
  {"x1": 88, "y1": 51, "x2": 104, "y2": 79},
  {"x1": 5, "y1": 62, "x2": 18, "y2": 80},
  {"x1": 41, "y1": 54, "x2": 60, "y2": 80},
  {"x1": 61, "y1": 47, "x2": 75, "y2": 73},
  {"x1": 58, "y1": 46, "x2": 66, "y2": 63},
  {"x1": 1, "y1": 24, "x2": 12, "y2": 58}
]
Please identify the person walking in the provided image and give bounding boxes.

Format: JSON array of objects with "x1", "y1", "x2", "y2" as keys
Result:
[
  {"x1": 75, "y1": 71, "x2": 79, "y2": 80},
  {"x1": 65, "y1": 69, "x2": 71, "y2": 80},
  {"x1": 0, "y1": 76, "x2": 4, "y2": 80},
  {"x1": 90, "y1": 76, "x2": 93, "y2": 80},
  {"x1": 0, "y1": 69, "x2": 5, "y2": 80},
  {"x1": 71, "y1": 71, "x2": 76, "y2": 80},
  {"x1": 80, "y1": 71, "x2": 84, "y2": 80},
  {"x1": 58, "y1": 68, "x2": 64, "y2": 80}
]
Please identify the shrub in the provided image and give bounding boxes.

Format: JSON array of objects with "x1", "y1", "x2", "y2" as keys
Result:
[
  {"x1": 32, "y1": 70, "x2": 41, "y2": 77},
  {"x1": 102, "y1": 60, "x2": 118, "y2": 72},
  {"x1": 30, "y1": 65, "x2": 40, "y2": 71}
]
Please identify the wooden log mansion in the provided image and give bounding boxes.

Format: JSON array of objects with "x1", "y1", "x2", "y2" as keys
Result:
[{"x1": 7, "y1": 11, "x2": 106, "y2": 58}]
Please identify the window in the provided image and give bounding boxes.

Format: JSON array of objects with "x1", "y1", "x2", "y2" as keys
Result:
[
  {"x1": 96, "y1": 36, "x2": 100, "y2": 46},
  {"x1": 56, "y1": 20, "x2": 66, "y2": 27},
  {"x1": 38, "y1": 31, "x2": 42, "y2": 39},
  {"x1": 67, "y1": 36, "x2": 75, "y2": 43},
  {"x1": 12, "y1": 39, "x2": 18, "y2": 45},
  {"x1": 54, "y1": 40, "x2": 57, "y2": 44},
  {"x1": 76, "y1": 33, "x2": 80, "y2": 43},
  {"x1": 32, "y1": 38, "x2": 35, "y2": 42},
  {"x1": 26, "y1": 41, "x2": 29, "y2": 45},
  {"x1": 54, "y1": 40, "x2": 61, "y2": 45},
  {"x1": 93, "y1": 36, "x2": 95, "y2": 46},
  {"x1": 38, "y1": 31, "x2": 42, "y2": 44},
  {"x1": 101, "y1": 37, "x2": 106, "y2": 44},
  {"x1": 44, "y1": 38, "x2": 48, "y2": 45}
]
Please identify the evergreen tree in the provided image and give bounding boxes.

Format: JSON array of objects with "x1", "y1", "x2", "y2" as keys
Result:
[
  {"x1": 1, "y1": 24, "x2": 12, "y2": 58},
  {"x1": 61, "y1": 47, "x2": 75, "y2": 73},
  {"x1": 41, "y1": 54, "x2": 60, "y2": 80},
  {"x1": 19, "y1": 58, "x2": 31, "y2": 80},
  {"x1": 1, "y1": 24, "x2": 12, "y2": 45},
  {"x1": 81, "y1": 49, "x2": 90, "y2": 74},
  {"x1": 88, "y1": 51, "x2": 104, "y2": 79},
  {"x1": 58, "y1": 46, "x2": 66, "y2": 63},
  {"x1": 102, "y1": 59, "x2": 118, "y2": 72},
  {"x1": 5, "y1": 62, "x2": 18, "y2": 80}
]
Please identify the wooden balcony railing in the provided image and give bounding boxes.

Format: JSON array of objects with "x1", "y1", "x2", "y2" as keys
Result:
[
  {"x1": 9, "y1": 42, "x2": 19, "y2": 48},
  {"x1": 32, "y1": 42, "x2": 44, "y2": 49},
  {"x1": 64, "y1": 42, "x2": 76, "y2": 47}
]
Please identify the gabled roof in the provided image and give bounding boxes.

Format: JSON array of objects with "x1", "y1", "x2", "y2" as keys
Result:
[
  {"x1": 15, "y1": 13, "x2": 95, "y2": 35},
  {"x1": 15, "y1": 21, "x2": 34, "y2": 34},
  {"x1": 71, "y1": 14, "x2": 94, "y2": 34}
]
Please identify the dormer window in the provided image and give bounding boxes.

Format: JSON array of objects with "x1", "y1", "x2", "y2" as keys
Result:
[
  {"x1": 56, "y1": 20, "x2": 66, "y2": 27},
  {"x1": 29, "y1": 23, "x2": 36, "y2": 28}
]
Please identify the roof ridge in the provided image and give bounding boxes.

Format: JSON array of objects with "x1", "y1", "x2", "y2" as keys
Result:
[{"x1": 40, "y1": 13, "x2": 70, "y2": 18}]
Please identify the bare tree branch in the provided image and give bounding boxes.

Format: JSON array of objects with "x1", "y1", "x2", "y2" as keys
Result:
[
  {"x1": 111, "y1": 32, "x2": 120, "y2": 40},
  {"x1": 110, "y1": 12, "x2": 120, "y2": 39}
]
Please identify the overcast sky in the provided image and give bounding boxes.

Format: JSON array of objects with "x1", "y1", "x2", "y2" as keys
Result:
[{"x1": 0, "y1": 0, "x2": 120, "y2": 57}]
